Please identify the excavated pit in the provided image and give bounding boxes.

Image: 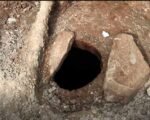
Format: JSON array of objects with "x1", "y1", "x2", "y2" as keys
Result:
[
  {"x1": 43, "y1": 40, "x2": 105, "y2": 112},
  {"x1": 54, "y1": 46, "x2": 102, "y2": 91}
]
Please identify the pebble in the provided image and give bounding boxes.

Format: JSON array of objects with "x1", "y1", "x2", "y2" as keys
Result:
[
  {"x1": 7, "y1": 17, "x2": 16, "y2": 24},
  {"x1": 102, "y1": 31, "x2": 109, "y2": 38},
  {"x1": 35, "y1": 1, "x2": 39, "y2": 6},
  {"x1": 147, "y1": 87, "x2": 150, "y2": 97},
  {"x1": 48, "y1": 87, "x2": 56, "y2": 93}
]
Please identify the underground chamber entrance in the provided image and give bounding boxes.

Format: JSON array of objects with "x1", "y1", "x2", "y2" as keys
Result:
[{"x1": 54, "y1": 45, "x2": 102, "y2": 91}]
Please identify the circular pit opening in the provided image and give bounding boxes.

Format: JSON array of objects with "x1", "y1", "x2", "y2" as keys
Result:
[{"x1": 54, "y1": 42, "x2": 102, "y2": 91}]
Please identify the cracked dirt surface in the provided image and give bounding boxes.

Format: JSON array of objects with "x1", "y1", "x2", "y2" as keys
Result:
[{"x1": 0, "y1": 1, "x2": 150, "y2": 120}]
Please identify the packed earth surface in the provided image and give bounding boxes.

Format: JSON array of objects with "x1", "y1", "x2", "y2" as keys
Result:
[{"x1": 0, "y1": 1, "x2": 150, "y2": 120}]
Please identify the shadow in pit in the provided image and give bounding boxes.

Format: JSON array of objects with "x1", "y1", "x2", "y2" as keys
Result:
[{"x1": 53, "y1": 46, "x2": 102, "y2": 91}]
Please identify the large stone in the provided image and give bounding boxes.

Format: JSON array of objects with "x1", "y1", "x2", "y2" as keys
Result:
[
  {"x1": 104, "y1": 33, "x2": 150, "y2": 103},
  {"x1": 42, "y1": 31, "x2": 74, "y2": 84}
]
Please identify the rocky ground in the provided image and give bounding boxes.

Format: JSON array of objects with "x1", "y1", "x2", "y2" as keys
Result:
[{"x1": 0, "y1": 1, "x2": 150, "y2": 120}]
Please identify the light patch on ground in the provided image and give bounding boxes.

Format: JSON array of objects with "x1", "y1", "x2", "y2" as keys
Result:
[
  {"x1": 7, "y1": 17, "x2": 16, "y2": 24},
  {"x1": 102, "y1": 31, "x2": 109, "y2": 38},
  {"x1": 130, "y1": 52, "x2": 136, "y2": 64}
]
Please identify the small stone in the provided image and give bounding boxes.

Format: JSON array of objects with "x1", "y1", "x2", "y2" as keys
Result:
[
  {"x1": 147, "y1": 87, "x2": 150, "y2": 97},
  {"x1": 48, "y1": 87, "x2": 56, "y2": 93},
  {"x1": 91, "y1": 106, "x2": 97, "y2": 114},
  {"x1": 35, "y1": 2, "x2": 39, "y2": 6},
  {"x1": 102, "y1": 31, "x2": 109, "y2": 38},
  {"x1": 63, "y1": 105, "x2": 68, "y2": 109},
  {"x1": 104, "y1": 33, "x2": 150, "y2": 103},
  {"x1": 90, "y1": 91, "x2": 94, "y2": 95},
  {"x1": 16, "y1": 15, "x2": 20, "y2": 18},
  {"x1": 144, "y1": 78, "x2": 150, "y2": 88},
  {"x1": 7, "y1": 17, "x2": 16, "y2": 24}
]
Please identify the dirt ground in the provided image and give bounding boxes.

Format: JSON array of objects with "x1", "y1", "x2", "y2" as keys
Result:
[{"x1": 0, "y1": 1, "x2": 150, "y2": 120}]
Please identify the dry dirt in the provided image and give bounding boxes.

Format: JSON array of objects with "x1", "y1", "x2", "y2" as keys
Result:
[{"x1": 0, "y1": 1, "x2": 150, "y2": 120}]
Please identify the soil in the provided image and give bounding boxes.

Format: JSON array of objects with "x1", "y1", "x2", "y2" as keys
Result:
[{"x1": 0, "y1": 1, "x2": 150, "y2": 120}]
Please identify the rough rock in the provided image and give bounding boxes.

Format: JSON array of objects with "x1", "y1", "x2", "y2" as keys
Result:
[
  {"x1": 42, "y1": 31, "x2": 74, "y2": 84},
  {"x1": 147, "y1": 87, "x2": 150, "y2": 97},
  {"x1": 104, "y1": 33, "x2": 150, "y2": 102}
]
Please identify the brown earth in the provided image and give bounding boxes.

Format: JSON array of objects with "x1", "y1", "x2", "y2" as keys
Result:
[{"x1": 0, "y1": 1, "x2": 150, "y2": 120}]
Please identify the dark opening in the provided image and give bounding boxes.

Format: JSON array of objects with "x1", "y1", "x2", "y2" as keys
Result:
[{"x1": 54, "y1": 46, "x2": 102, "y2": 91}]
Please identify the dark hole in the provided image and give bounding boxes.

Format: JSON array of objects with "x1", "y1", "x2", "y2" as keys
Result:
[{"x1": 54, "y1": 46, "x2": 102, "y2": 91}]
